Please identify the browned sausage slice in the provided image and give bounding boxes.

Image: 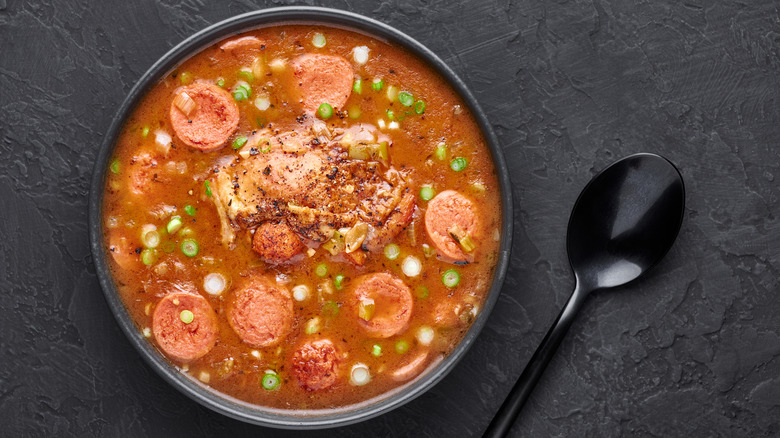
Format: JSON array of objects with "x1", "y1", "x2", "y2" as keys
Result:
[
  {"x1": 251, "y1": 221, "x2": 304, "y2": 264},
  {"x1": 291, "y1": 339, "x2": 340, "y2": 391},
  {"x1": 424, "y1": 190, "x2": 479, "y2": 262},
  {"x1": 292, "y1": 54, "x2": 353, "y2": 113},
  {"x1": 152, "y1": 292, "x2": 219, "y2": 362},
  {"x1": 228, "y1": 276, "x2": 293, "y2": 347},
  {"x1": 352, "y1": 273, "x2": 413, "y2": 338},
  {"x1": 169, "y1": 81, "x2": 240, "y2": 151}
]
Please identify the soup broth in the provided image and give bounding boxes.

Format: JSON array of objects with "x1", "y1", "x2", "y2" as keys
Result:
[{"x1": 103, "y1": 24, "x2": 501, "y2": 410}]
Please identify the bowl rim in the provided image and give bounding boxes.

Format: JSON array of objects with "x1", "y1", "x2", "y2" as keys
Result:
[{"x1": 88, "y1": 5, "x2": 513, "y2": 429}]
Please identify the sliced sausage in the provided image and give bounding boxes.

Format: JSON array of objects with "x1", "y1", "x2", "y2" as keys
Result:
[
  {"x1": 291, "y1": 339, "x2": 340, "y2": 391},
  {"x1": 228, "y1": 276, "x2": 293, "y2": 347},
  {"x1": 169, "y1": 81, "x2": 240, "y2": 151},
  {"x1": 108, "y1": 234, "x2": 138, "y2": 270},
  {"x1": 352, "y1": 273, "x2": 413, "y2": 338},
  {"x1": 366, "y1": 192, "x2": 415, "y2": 250},
  {"x1": 127, "y1": 153, "x2": 160, "y2": 195},
  {"x1": 152, "y1": 292, "x2": 219, "y2": 362},
  {"x1": 251, "y1": 221, "x2": 304, "y2": 264},
  {"x1": 424, "y1": 190, "x2": 479, "y2": 262},
  {"x1": 292, "y1": 54, "x2": 353, "y2": 113},
  {"x1": 432, "y1": 298, "x2": 461, "y2": 328},
  {"x1": 219, "y1": 36, "x2": 263, "y2": 54},
  {"x1": 391, "y1": 351, "x2": 429, "y2": 382}
]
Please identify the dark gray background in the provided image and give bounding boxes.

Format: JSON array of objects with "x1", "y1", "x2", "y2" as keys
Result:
[{"x1": 2, "y1": 0, "x2": 779, "y2": 436}]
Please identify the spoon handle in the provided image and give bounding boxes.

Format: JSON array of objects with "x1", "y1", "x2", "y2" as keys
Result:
[{"x1": 483, "y1": 283, "x2": 589, "y2": 437}]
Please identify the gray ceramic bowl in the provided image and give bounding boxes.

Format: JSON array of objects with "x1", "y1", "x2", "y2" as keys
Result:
[{"x1": 88, "y1": 6, "x2": 512, "y2": 429}]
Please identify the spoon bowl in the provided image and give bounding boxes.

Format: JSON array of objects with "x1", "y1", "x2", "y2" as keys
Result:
[
  {"x1": 568, "y1": 153, "x2": 685, "y2": 290},
  {"x1": 484, "y1": 153, "x2": 685, "y2": 437}
]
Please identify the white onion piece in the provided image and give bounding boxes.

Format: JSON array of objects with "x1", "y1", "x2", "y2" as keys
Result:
[
  {"x1": 292, "y1": 285, "x2": 309, "y2": 301},
  {"x1": 377, "y1": 119, "x2": 386, "y2": 129},
  {"x1": 142, "y1": 327, "x2": 151, "y2": 338},
  {"x1": 416, "y1": 326, "x2": 435, "y2": 346},
  {"x1": 254, "y1": 95, "x2": 271, "y2": 111},
  {"x1": 350, "y1": 363, "x2": 371, "y2": 386},
  {"x1": 269, "y1": 58, "x2": 286, "y2": 73},
  {"x1": 352, "y1": 46, "x2": 369, "y2": 65},
  {"x1": 154, "y1": 130, "x2": 172, "y2": 154},
  {"x1": 388, "y1": 121, "x2": 399, "y2": 130},
  {"x1": 402, "y1": 255, "x2": 421, "y2": 277},
  {"x1": 203, "y1": 273, "x2": 227, "y2": 296}
]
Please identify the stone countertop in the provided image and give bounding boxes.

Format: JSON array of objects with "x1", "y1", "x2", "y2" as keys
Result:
[{"x1": 2, "y1": 0, "x2": 778, "y2": 436}]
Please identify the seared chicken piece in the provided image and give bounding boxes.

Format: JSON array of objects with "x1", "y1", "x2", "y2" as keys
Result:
[{"x1": 211, "y1": 122, "x2": 411, "y2": 246}]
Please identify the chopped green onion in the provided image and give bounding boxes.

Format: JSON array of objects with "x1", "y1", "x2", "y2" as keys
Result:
[
  {"x1": 179, "y1": 309, "x2": 194, "y2": 324},
  {"x1": 414, "y1": 100, "x2": 425, "y2": 114},
  {"x1": 142, "y1": 126, "x2": 150, "y2": 138},
  {"x1": 179, "y1": 71, "x2": 193, "y2": 85},
  {"x1": 435, "y1": 143, "x2": 447, "y2": 160},
  {"x1": 232, "y1": 136, "x2": 248, "y2": 150},
  {"x1": 216, "y1": 78, "x2": 226, "y2": 88},
  {"x1": 317, "y1": 103, "x2": 333, "y2": 119},
  {"x1": 323, "y1": 300, "x2": 339, "y2": 318},
  {"x1": 419, "y1": 186, "x2": 435, "y2": 201},
  {"x1": 348, "y1": 105, "x2": 362, "y2": 119},
  {"x1": 442, "y1": 269, "x2": 460, "y2": 288},
  {"x1": 395, "y1": 340, "x2": 409, "y2": 354},
  {"x1": 371, "y1": 344, "x2": 382, "y2": 357},
  {"x1": 232, "y1": 82, "x2": 251, "y2": 101},
  {"x1": 334, "y1": 274, "x2": 346, "y2": 290},
  {"x1": 181, "y1": 239, "x2": 199, "y2": 257},
  {"x1": 179, "y1": 227, "x2": 194, "y2": 238},
  {"x1": 398, "y1": 91, "x2": 414, "y2": 107},
  {"x1": 315, "y1": 263, "x2": 328, "y2": 277},
  {"x1": 386, "y1": 109, "x2": 395, "y2": 120},
  {"x1": 353, "y1": 78, "x2": 362, "y2": 94},
  {"x1": 371, "y1": 78, "x2": 384, "y2": 91},
  {"x1": 312, "y1": 32, "x2": 326, "y2": 48},
  {"x1": 386, "y1": 85, "x2": 399, "y2": 101},
  {"x1": 142, "y1": 230, "x2": 160, "y2": 248},
  {"x1": 140, "y1": 248, "x2": 157, "y2": 265},
  {"x1": 110, "y1": 159, "x2": 120, "y2": 174},
  {"x1": 166, "y1": 216, "x2": 183, "y2": 234},
  {"x1": 258, "y1": 139, "x2": 271, "y2": 153},
  {"x1": 415, "y1": 286, "x2": 429, "y2": 299},
  {"x1": 450, "y1": 157, "x2": 468, "y2": 172},
  {"x1": 237, "y1": 69, "x2": 254, "y2": 82},
  {"x1": 184, "y1": 205, "x2": 196, "y2": 216},
  {"x1": 204, "y1": 180, "x2": 212, "y2": 197},
  {"x1": 262, "y1": 372, "x2": 280, "y2": 390},
  {"x1": 162, "y1": 241, "x2": 175, "y2": 253},
  {"x1": 383, "y1": 243, "x2": 400, "y2": 260},
  {"x1": 416, "y1": 326, "x2": 435, "y2": 346},
  {"x1": 305, "y1": 317, "x2": 321, "y2": 334},
  {"x1": 350, "y1": 363, "x2": 371, "y2": 386}
]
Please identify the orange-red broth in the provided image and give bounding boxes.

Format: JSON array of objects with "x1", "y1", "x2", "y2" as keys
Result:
[{"x1": 103, "y1": 24, "x2": 501, "y2": 410}]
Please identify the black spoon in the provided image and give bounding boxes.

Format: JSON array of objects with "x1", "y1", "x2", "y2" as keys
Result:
[{"x1": 484, "y1": 153, "x2": 685, "y2": 437}]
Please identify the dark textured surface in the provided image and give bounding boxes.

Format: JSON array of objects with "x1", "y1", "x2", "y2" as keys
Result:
[{"x1": 2, "y1": 0, "x2": 779, "y2": 436}]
